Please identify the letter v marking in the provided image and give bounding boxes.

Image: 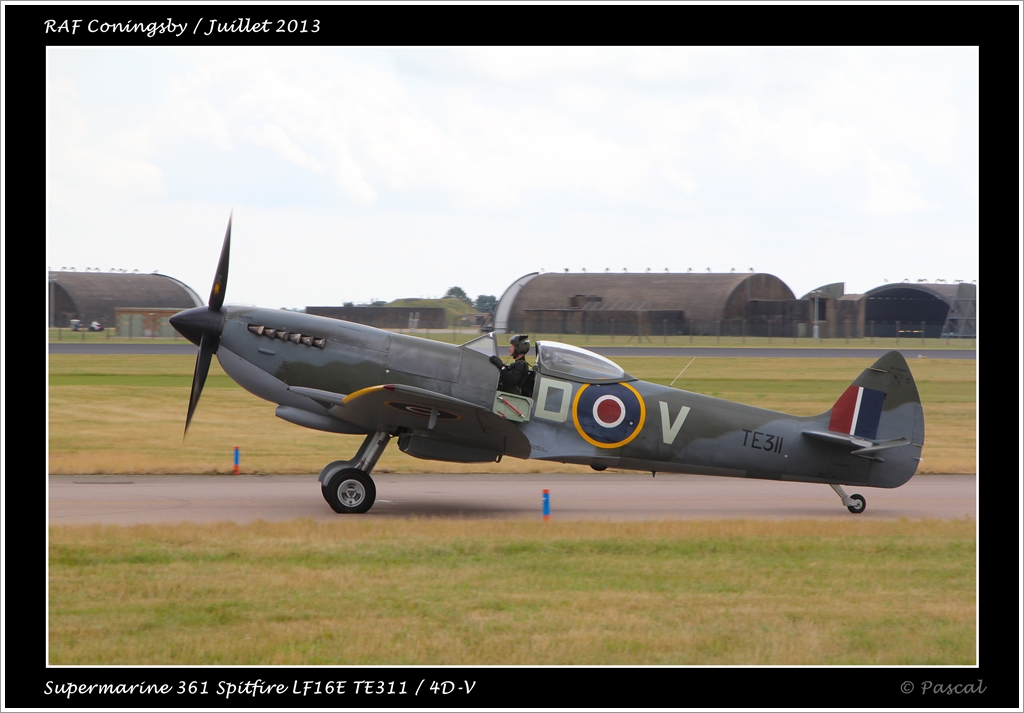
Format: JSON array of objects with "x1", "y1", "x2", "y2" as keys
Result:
[{"x1": 659, "y1": 402, "x2": 690, "y2": 444}]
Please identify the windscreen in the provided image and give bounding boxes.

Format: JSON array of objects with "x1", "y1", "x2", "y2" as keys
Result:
[
  {"x1": 536, "y1": 341, "x2": 628, "y2": 382},
  {"x1": 461, "y1": 332, "x2": 497, "y2": 358}
]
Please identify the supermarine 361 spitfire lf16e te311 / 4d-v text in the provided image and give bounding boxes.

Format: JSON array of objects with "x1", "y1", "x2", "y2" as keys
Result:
[{"x1": 170, "y1": 216, "x2": 925, "y2": 515}]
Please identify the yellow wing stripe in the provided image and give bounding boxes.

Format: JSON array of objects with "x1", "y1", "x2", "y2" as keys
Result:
[{"x1": 341, "y1": 385, "x2": 388, "y2": 405}]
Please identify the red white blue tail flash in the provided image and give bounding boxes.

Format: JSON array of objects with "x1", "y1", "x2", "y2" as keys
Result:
[{"x1": 828, "y1": 385, "x2": 885, "y2": 440}]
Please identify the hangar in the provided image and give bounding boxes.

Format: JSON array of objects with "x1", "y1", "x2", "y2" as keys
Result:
[
  {"x1": 307, "y1": 306, "x2": 447, "y2": 330},
  {"x1": 799, "y1": 281, "x2": 976, "y2": 340},
  {"x1": 490, "y1": 272, "x2": 805, "y2": 338},
  {"x1": 860, "y1": 282, "x2": 976, "y2": 339},
  {"x1": 492, "y1": 272, "x2": 976, "y2": 340},
  {"x1": 48, "y1": 271, "x2": 203, "y2": 330}
]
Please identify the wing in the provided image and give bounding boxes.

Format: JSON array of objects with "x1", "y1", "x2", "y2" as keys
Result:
[{"x1": 289, "y1": 383, "x2": 531, "y2": 458}]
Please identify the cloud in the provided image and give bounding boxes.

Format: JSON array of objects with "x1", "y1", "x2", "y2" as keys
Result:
[
  {"x1": 46, "y1": 47, "x2": 977, "y2": 304},
  {"x1": 862, "y1": 150, "x2": 931, "y2": 217},
  {"x1": 240, "y1": 122, "x2": 328, "y2": 173},
  {"x1": 49, "y1": 47, "x2": 969, "y2": 216},
  {"x1": 47, "y1": 76, "x2": 166, "y2": 212}
]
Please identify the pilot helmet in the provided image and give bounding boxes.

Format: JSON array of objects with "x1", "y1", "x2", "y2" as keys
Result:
[{"x1": 510, "y1": 334, "x2": 531, "y2": 356}]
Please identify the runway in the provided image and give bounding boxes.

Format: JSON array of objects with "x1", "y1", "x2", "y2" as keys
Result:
[{"x1": 49, "y1": 473, "x2": 976, "y2": 525}]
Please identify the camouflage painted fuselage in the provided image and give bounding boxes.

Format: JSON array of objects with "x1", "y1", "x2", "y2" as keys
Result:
[{"x1": 215, "y1": 306, "x2": 923, "y2": 490}]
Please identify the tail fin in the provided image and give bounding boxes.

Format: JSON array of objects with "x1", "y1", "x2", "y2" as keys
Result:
[
  {"x1": 846, "y1": 351, "x2": 923, "y2": 440},
  {"x1": 808, "y1": 351, "x2": 925, "y2": 487}
]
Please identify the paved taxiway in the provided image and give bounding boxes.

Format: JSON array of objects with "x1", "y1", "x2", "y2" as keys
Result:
[{"x1": 49, "y1": 473, "x2": 975, "y2": 524}]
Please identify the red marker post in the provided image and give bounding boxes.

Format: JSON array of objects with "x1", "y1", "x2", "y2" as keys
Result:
[
  {"x1": 543, "y1": 489, "x2": 550, "y2": 521},
  {"x1": 233, "y1": 446, "x2": 239, "y2": 475}
]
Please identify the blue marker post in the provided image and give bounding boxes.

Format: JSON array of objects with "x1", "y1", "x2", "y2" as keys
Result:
[
  {"x1": 543, "y1": 489, "x2": 550, "y2": 521},
  {"x1": 233, "y1": 446, "x2": 240, "y2": 475}
]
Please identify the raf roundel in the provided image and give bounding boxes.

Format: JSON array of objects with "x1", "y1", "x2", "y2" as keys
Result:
[
  {"x1": 572, "y1": 383, "x2": 646, "y2": 448},
  {"x1": 593, "y1": 395, "x2": 626, "y2": 428}
]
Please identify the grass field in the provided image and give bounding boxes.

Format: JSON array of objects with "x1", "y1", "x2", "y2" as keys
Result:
[
  {"x1": 47, "y1": 353, "x2": 977, "y2": 667},
  {"x1": 48, "y1": 518, "x2": 975, "y2": 665},
  {"x1": 47, "y1": 354, "x2": 976, "y2": 475}
]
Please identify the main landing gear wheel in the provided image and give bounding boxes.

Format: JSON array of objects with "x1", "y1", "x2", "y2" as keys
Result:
[
  {"x1": 322, "y1": 468, "x2": 376, "y2": 514},
  {"x1": 847, "y1": 493, "x2": 866, "y2": 514}
]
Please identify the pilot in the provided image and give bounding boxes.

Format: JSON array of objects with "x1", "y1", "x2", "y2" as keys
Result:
[{"x1": 490, "y1": 335, "x2": 533, "y2": 395}]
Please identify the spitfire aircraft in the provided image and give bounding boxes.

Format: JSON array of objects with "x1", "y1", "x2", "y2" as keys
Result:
[{"x1": 171, "y1": 217, "x2": 925, "y2": 515}]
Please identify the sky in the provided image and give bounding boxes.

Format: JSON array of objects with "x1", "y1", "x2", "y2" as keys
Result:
[{"x1": 46, "y1": 46, "x2": 979, "y2": 310}]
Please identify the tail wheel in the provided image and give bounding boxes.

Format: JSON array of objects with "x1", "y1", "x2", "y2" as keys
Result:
[
  {"x1": 847, "y1": 493, "x2": 866, "y2": 514},
  {"x1": 322, "y1": 468, "x2": 376, "y2": 514}
]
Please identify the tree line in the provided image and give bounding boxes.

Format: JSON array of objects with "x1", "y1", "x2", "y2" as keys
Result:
[{"x1": 444, "y1": 287, "x2": 496, "y2": 313}]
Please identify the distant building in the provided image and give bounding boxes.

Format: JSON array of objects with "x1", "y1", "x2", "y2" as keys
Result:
[
  {"x1": 491, "y1": 272, "x2": 802, "y2": 337},
  {"x1": 489, "y1": 272, "x2": 976, "y2": 340},
  {"x1": 306, "y1": 306, "x2": 447, "y2": 330},
  {"x1": 459, "y1": 313, "x2": 491, "y2": 327},
  {"x1": 863, "y1": 282, "x2": 976, "y2": 339},
  {"x1": 48, "y1": 271, "x2": 203, "y2": 329},
  {"x1": 800, "y1": 282, "x2": 976, "y2": 339},
  {"x1": 114, "y1": 307, "x2": 188, "y2": 338}
]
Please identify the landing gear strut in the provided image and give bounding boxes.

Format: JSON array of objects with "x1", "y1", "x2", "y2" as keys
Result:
[
  {"x1": 830, "y1": 483, "x2": 866, "y2": 514},
  {"x1": 319, "y1": 431, "x2": 391, "y2": 514}
]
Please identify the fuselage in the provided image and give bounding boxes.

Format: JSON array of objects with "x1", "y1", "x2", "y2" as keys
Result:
[
  {"x1": 212, "y1": 306, "x2": 921, "y2": 489},
  {"x1": 215, "y1": 306, "x2": 498, "y2": 410}
]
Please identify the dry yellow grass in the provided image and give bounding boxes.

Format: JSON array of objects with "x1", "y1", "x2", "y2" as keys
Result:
[
  {"x1": 49, "y1": 518, "x2": 976, "y2": 665},
  {"x1": 48, "y1": 355, "x2": 975, "y2": 474},
  {"x1": 46, "y1": 356, "x2": 978, "y2": 670}
]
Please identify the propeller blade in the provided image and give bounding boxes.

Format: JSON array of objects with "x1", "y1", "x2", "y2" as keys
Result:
[
  {"x1": 184, "y1": 331, "x2": 216, "y2": 437},
  {"x1": 209, "y1": 212, "x2": 231, "y2": 310},
  {"x1": 179, "y1": 211, "x2": 232, "y2": 437}
]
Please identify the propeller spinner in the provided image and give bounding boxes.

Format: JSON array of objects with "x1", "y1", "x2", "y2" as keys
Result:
[{"x1": 169, "y1": 213, "x2": 232, "y2": 436}]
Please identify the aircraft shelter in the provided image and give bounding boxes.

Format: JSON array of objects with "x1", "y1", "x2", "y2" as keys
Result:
[
  {"x1": 490, "y1": 272, "x2": 976, "y2": 340},
  {"x1": 48, "y1": 271, "x2": 203, "y2": 329}
]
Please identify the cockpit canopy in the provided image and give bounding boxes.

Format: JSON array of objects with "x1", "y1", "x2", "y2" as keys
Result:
[
  {"x1": 535, "y1": 341, "x2": 632, "y2": 383},
  {"x1": 461, "y1": 334, "x2": 632, "y2": 384}
]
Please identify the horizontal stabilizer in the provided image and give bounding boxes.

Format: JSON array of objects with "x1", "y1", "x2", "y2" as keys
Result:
[
  {"x1": 802, "y1": 429, "x2": 874, "y2": 449},
  {"x1": 850, "y1": 437, "x2": 910, "y2": 456}
]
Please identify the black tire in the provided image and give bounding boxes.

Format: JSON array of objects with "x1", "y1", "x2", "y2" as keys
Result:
[
  {"x1": 319, "y1": 460, "x2": 348, "y2": 507},
  {"x1": 322, "y1": 468, "x2": 376, "y2": 514},
  {"x1": 847, "y1": 493, "x2": 866, "y2": 514}
]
